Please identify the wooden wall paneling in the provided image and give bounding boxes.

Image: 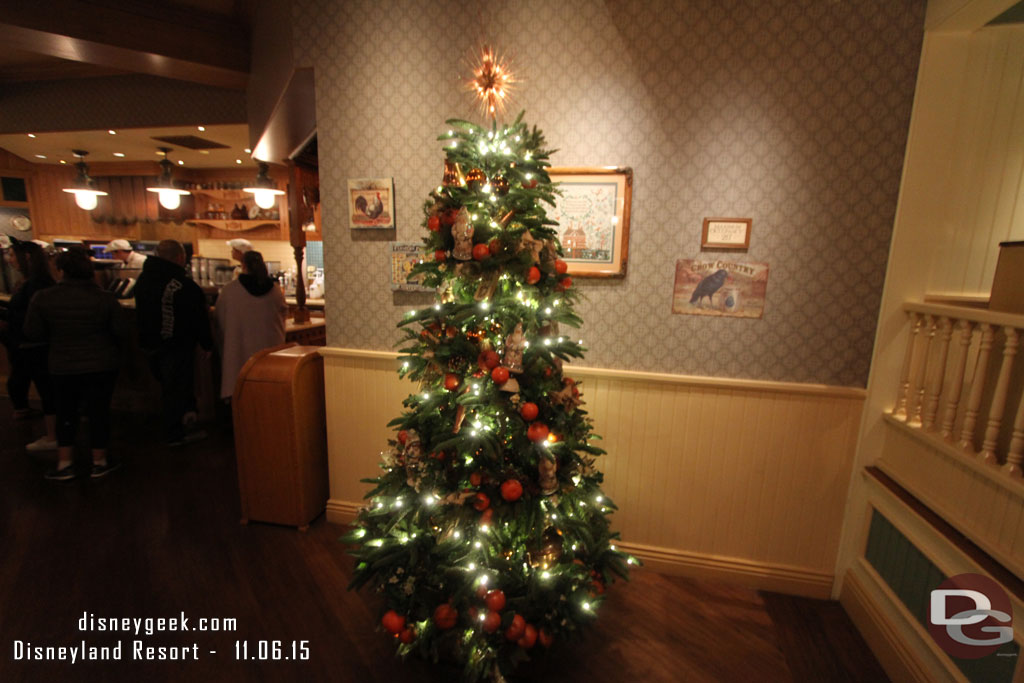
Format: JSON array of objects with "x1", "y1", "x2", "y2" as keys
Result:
[{"x1": 321, "y1": 350, "x2": 866, "y2": 597}]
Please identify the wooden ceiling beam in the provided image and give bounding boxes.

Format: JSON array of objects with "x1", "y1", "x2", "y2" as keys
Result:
[{"x1": 0, "y1": 0, "x2": 249, "y2": 89}]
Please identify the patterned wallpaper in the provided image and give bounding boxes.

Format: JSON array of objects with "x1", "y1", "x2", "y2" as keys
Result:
[
  {"x1": 0, "y1": 75, "x2": 246, "y2": 134},
  {"x1": 293, "y1": 0, "x2": 925, "y2": 387}
]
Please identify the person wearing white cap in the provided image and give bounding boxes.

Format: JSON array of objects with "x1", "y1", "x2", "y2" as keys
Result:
[
  {"x1": 104, "y1": 239, "x2": 147, "y2": 269},
  {"x1": 227, "y1": 238, "x2": 252, "y2": 264}
]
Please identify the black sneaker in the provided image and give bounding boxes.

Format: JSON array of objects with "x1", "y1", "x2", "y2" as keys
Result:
[
  {"x1": 44, "y1": 465, "x2": 76, "y2": 481},
  {"x1": 90, "y1": 461, "x2": 122, "y2": 479}
]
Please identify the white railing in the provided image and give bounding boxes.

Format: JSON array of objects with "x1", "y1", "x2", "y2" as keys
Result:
[{"x1": 892, "y1": 302, "x2": 1024, "y2": 477}]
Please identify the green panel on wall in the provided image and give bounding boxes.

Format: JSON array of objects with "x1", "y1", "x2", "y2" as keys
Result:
[{"x1": 865, "y1": 509, "x2": 1019, "y2": 683}]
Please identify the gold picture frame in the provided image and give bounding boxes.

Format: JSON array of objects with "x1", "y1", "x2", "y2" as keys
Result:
[
  {"x1": 547, "y1": 167, "x2": 632, "y2": 277},
  {"x1": 701, "y1": 217, "x2": 751, "y2": 249}
]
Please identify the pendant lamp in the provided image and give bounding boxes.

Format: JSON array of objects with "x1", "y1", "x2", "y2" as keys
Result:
[
  {"x1": 147, "y1": 147, "x2": 191, "y2": 210},
  {"x1": 243, "y1": 162, "x2": 285, "y2": 209},
  {"x1": 62, "y1": 150, "x2": 108, "y2": 210}
]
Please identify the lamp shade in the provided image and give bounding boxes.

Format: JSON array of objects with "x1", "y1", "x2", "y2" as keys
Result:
[
  {"x1": 146, "y1": 149, "x2": 190, "y2": 210},
  {"x1": 62, "y1": 151, "x2": 107, "y2": 211},
  {"x1": 243, "y1": 162, "x2": 284, "y2": 209}
]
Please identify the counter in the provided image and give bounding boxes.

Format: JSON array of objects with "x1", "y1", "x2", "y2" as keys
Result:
[{"x1": 0, "y1": 292, "x2": 325, "y2": 415}]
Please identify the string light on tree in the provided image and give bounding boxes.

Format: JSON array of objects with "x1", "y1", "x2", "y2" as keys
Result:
[{"x1": 343, "y1": 48, "x2": 636, "y2": 682}]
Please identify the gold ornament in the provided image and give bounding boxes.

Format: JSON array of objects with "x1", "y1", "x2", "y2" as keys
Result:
[
  {"x1": 443, "y1": 160, "x2": 465, "y2": 187},
  {"x1": 498, "y1": 209, "x2": 516, "y2": 227},
  {"x1": 465, "y1": 168, "x2": 486, "y2": 190},
  {"x1": 528, "y1": 527, "x2": 564, "y2": 569},
  {"x1": 492, "y1": 175, "x2": 509, "y2": 195}
]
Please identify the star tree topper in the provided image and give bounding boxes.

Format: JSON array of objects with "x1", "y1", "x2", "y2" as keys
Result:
[{"x1": 467, "y1": 45, "x2": 516, "y2": 120}]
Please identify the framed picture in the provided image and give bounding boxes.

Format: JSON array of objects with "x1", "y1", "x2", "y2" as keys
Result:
[
  {"x1": 547, "y1": 167, "x2": 632, "y2": 277},
  {"x1": 390, "y1": 242, "x2": 432, "y2": 292},
  {"x1": 672, "y1": 258, "x2": 769, "y2": 319},
  {"x1": 348, "y1": 178, "x2": 395, "y2": 229},
  {"x1": 701, "y1": 218, "x2": 751, "y2": 249}
]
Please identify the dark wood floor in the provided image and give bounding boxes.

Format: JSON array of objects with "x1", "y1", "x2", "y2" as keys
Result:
[{"x1": 0, "y1": 402, "x2": 888, "y2": 683}]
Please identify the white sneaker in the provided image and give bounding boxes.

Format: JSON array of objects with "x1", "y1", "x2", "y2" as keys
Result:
[{"x1": 26, "y1": 436, "x2": 58, "y2": 452}]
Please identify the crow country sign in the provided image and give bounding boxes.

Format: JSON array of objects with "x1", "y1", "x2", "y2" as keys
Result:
[{"x1": 672, "y1": 259, "x2": 769, "y2": 318}]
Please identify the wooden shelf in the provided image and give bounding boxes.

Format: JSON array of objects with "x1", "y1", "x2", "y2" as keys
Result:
[
  {"x1": 190, "y1": 188, "x2": 256, "y2": 200},
  {"x1": 187, "y1": 219, "x2": 280, "y2": 232}
]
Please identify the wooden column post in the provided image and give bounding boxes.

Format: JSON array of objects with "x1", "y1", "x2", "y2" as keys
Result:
[{"x1": 287, "y1": 160, "x2": 310, "y2": 324}]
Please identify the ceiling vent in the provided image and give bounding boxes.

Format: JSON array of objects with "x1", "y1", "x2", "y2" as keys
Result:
[{"x1": 150, "y1": 135, "x2": 230, "y2": 150}]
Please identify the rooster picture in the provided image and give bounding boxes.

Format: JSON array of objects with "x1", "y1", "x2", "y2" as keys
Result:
[
  {"x1": 355, "y1": 192, "x2": 385, "y2": 219},
  {"x1": 689, "y1": 268, "x2": 729, "y2": 307}
]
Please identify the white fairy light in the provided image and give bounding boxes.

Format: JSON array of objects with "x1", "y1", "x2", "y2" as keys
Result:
[
  {"x1": 582, "y1": 602, "x2": 591, "y2": 611},
  {"x1": 454, "y1": 531, "x2": 462, "y2": 539},
  {"x1": 474, "y1": 541, "x2": 482, "y2": 549},
  {"x1": 480, "y1": 525, "x2": 490, "y2": 534},
  {"x1": 479, "y1": 575, "x2": 489, "y2": 585},
  {"x1": 423, "y1": 392, "x2": 430, "y2": 400},
  {"x1": 541, "y1": 571, "x2": 550, "y2": 580},
  {"x1": 480, "y1": 302, "x2": 490, "y2": 311},
  {"x1": 468, "y1": 562, "x2": 476, "y2": 571},
  {"x1": 545, "y1": 307, "x2": 552, "y2": 314},
  {"x1": 434, "y1": 304, "x2": 441, "y2": 310},
  {"x1": 394, "y1": 499, "x2": 403, "y2": 508},
  {"x1": 368, "y1": 539, "x2": 383, "y2": 547},
  {"x1": 596, "y1": 495, "x2": 604, "y2": 503}
]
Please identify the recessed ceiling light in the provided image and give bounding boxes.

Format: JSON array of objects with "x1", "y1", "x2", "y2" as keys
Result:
[
  {"x1": 27, "y1": 133, "x2": 36, "y2": 138},
  {"x1": 108, "y1": 130, "x2": 117, "y2": 135},
  {"x1": 199, "y1": 150, "x2": 210, "y2": 155},
  {"x1": 34, "y1": 154, "x2": 46, "y2": 159},
  {"x1": 236, "y1": 159, "x2": 242, "y2": 164},
  {"x1": 197, "y1": 126, "x2": 206, "y2": 132},
  {"x1": 178, "y1": 160, "x2": 184, "y2": 165},
  {"x1": 113, "y1": 152, "x2": 125, "y2": 157},
  {"x1": 244, "y1": 148, "x2": 251, "y2": 154},
  {"x1": 59, "y1": 160, "x2": 67, "y2": 164}
]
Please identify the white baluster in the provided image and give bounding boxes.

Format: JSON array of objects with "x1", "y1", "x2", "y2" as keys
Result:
[
  {"x1": 959, "y1": 324, "x2": 995, "y2": 453},
  {"x1": 940, "y1": 319, "x2": 974, "y2": 440},
  {"x1": 979, "y1": 327, "x2": 1019, "y2": 465},
  {"x1": 923, "y1": 317, "x2": 953, "y2": 431},
  {"x1": 907, "y1": 315, "x2": 935, "y2": 428},
  {"x1": 894, "y1": 312, "x2": 922, "y2": 421}
]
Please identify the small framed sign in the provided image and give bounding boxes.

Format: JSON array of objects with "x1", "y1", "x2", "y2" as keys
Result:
[{"x1": 701, "y1": 217, "x2": 751, "y2": 249}]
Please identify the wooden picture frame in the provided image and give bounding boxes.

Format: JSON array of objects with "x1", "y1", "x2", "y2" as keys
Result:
[
  {"x1": 547, "y1": 167, "x2": 632, "y2": 277},
  {"x1": 348, "y1": 177, "x2": 395, "y2": 229},
  {"x1": 701, "y1": 217, "x2": 751, "y2": 249}
]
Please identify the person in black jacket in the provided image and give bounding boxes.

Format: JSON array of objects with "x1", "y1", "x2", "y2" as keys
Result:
[
  {"x1": 24, "y1": 247, "x2": 130, "y2": 480},
  {"x1": 2, "y1": 238, "x2": 57, "y2": 449},
  {"x1": 133, "y1": 239, "x2": 213, "y2": 446}
]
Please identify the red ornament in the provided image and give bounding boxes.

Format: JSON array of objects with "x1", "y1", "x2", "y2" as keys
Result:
[
  {"x1": 469, "y1": 471, "x2": 482, "y2": 487},
  {"x1": 428, "y1": 215, "x2": 441, "y2": 231},
  {"x1": 434, "y1": 249, "x2": 447, "y2": 262},
  {"x1": 433, "y1": 603, "x2": 458, "y2": 630},
  {"x1": 556, "y1": 276, "x2": 573, "y2": 291},
  {"x1": 479, "y1": 508, "x2": 494, "y2": 525},
  {"x1": 505, "y1": 614, "x2": 526, "y2": 641},
  {"x1": 476, "y1": 585, "x2": 488, "y2": 599},
  {"x1": 538, "y1": 628, "x2": 554, "y2": 648},
  {"x1": 400, "y1": 627, "x2": 416, "y2": 644},
  {"x1": 500, "y1": 479, "x2": 523, "y2": 502},
  {"x1": 484, "y1": 589, "x2": 506, "y2": 612},
  {"x1": 381, "y1": 610, "x2": 405, "y2": 634},
  {"x1": 441, "y1": 208, "x2": 457, "y2": 226},
  {"x1": 491, "y1": 366, "x2": 510, "y2": 385},
  {"x1": 444, "y1": 373, "x2": 460, "y2": 391},
  {"x1": 527, "y1": 422, "x2": 550, "y2": 442},
  {"x1": 473, "y1": 492, "x2": 490, "y2": 511},
  {"x1": 397, "y1": 430, "x2": 408, "y2": 444},
  {"x1": 523, "y1": 178, "x2": 538, "y2": 189},
  {"x1": 445, "y1": 326, "x2": 457, "y2": 338},
  {"x1": 555, "y1": 259, "x2": 568, "y2": 275},
  {"x1": 590, "y1": 580, "x2": 605, "y2": 596},
  {"x1": 519, "y1": 402, "x2": 539, "y2": 421},
  {"x1": 526, "y1": 266, "x2": 541, "y2": 284},
  {"x1": 488, "y1": 238, "x2": 501, "y2": 256},
  {"x1": 478, "y1": 350, "x2": 500, "y2": 371},
  {"x1": 482, "y1": 610, "x2": 501, "y2": 633},
  {"x1": 518, "y1": 624, "x2": 538, "y2": 649},
  {"x1": 472, "y1": 243, "x2": 490, "y2": 261}
]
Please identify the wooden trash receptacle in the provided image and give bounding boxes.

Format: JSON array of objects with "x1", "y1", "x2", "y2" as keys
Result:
[{"x1": 232, "y1": 343, "x2": 328, "y2": 530}]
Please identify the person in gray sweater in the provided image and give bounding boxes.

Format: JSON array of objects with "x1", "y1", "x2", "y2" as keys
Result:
[{"x1": 23, "y1": 247, "x2": 131, "y2": 480}]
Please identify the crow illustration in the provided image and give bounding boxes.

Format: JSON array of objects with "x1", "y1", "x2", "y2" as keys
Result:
[{"x1": 689, "y1": 269, "x2": 729, "y2": 307}]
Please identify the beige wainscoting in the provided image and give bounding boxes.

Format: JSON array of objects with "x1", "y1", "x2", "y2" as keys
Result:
[{"x1": 320, "y1": 348, "x2": 866, "y2": 598}]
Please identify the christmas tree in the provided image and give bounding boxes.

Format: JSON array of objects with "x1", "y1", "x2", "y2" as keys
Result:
[{"x1": 344, "y1": 102, "x2": 636, "y2": 680}]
